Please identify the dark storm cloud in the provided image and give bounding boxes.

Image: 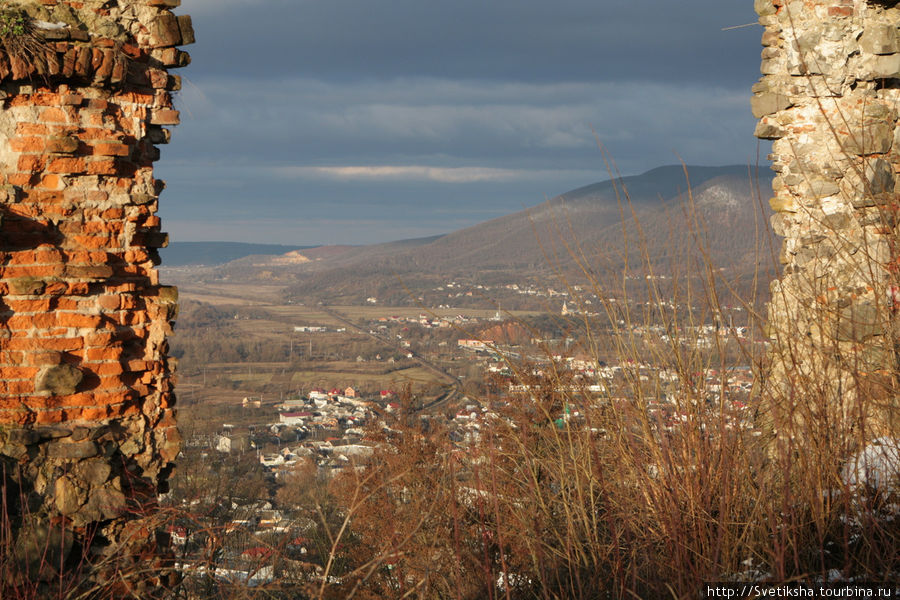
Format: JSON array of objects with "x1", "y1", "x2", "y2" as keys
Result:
[
  {"x1": 157, "y1": 1, "x2": 766, "y2": 244},
  {"x1": 168, "y1": 78, "x2": 753, "y2": 169},
  {"x1": 187, "y1": 0, "x2": 760, "y2": 87}
]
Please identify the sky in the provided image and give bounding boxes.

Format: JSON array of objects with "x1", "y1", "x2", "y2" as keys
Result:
[{"x1": 157, "y1": 1, "x2": 766, "y2": 245}]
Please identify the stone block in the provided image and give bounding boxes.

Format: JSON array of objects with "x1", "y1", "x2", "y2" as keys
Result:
[
  {"x1": 769, "y1": 196, "x2": 798, "y2": 212},
  {"x1": 8, "y1": 429, "x2": 39, "y2": 445},
  {"x1": 36, "y1": 364, "x2": 83, "y2": 395},
  {"x1": 870, "y1": 54, "x2": 900, "y2": 78},
  {"x1": 177, "y1": 15, "x2": 195, "y2": 45},
  {"x1": 75, "y1": 458, "x2": 111, "y2": 486},
  {"x1": 755, "y1": 119, "x2": 785, "y2": 140},
  {"x1": 34, "y1": 426, "x2": 72, "y2": 440},
  {"x1": 39, "y1": 27, "x2": 70, "y2": 41},
  {"x1": 46, "y1": 136, "x2": 80, "y2": 154},
  {"x1": 0, "y1": 443, "x2": 29, "y2": 460},
  {"x1": 863, "y1": 158, "x2": 894, "y2": 195},
  {"x1": 860, "y1": 25, "x2": 900, "y2": 55},
  {"x1": 754, "y1": 0, "x2": 777, "y2": 16},
  {"x1": 149, "y1": 12, "x2": 182, "y2": 48},
  {"x1": 150, "y1": 48, "x2": 192, "y2": 69},
  {"x1": 809, "y1": 178, "x2": 840, "y2": 198},
  {"x1": 750, "y1": 92, "x2": 793, "y2": 118},
  {"x1": 54, "y1": 475, "x2": 87, "y2": 514},
  {"x1": 7, "y1": 277, "x2": 47, "y2": 295},
  {"x1": 92, "y1": 485, "x2": 126, "y2": 519},
  {"x1": 836, "y1": 302, "x2": 883, "y2": 342},
  {"x1": 47, "y1": 440, "x2": 98, "y2": 460},
  {"x1": 840, "y1": 122, "x2": 894, "y2": 155}
]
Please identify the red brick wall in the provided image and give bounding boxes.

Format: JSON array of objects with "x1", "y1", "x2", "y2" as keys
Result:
[{"x1": 0, "y1": 1, "x2": 190, "y2": 592}]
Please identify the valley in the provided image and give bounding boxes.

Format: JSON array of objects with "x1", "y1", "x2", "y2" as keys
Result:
[{"x1": 156, "y1": 165, "x2": 775, "y2": 592}]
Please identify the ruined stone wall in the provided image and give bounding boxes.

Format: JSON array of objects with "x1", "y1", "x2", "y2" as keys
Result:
[
  {"x1": 753, "y1": 0, "x2": 899, "y2": 438},
  {"x1": 0, "y1": 0, "x2": 190, "y2": 593}
]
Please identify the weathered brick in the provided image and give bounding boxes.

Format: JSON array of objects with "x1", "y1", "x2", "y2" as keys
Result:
[
  {"x1": 85, "y1": 347, "x2": 124, "y2": 362},
  {"x1": 83, "y1": 332, "x2": 117, "y2": 347},
  {"x1": 87, "y1": 159, "x2": 118, "y2": 175},
  {"x1": 56, "y1": 313, "x2": 104, "y2": 329},
  {"x1": 16, "y1": 123, "x2": 48, "y2": 136},
  {"x1": 39, "y1": 107, "x2": 70, "y2": 123},
  {"x1": 0, "y1": 4, "x2": 189, "y2": 587},
  {"x1": 6, "y1": 173, "x2": 34, "y2": 187},
  {"x1": 17, "y1": 155, "x2": 46, "y2": 171},
  {"x1": 4, "y1": 297, "x2": 52, "y2": 312},
  {"x1": 0, "y1": 380, "x2": 36, "y2": 396},
  {"x1": 10, "y1": 137, "x2": 46, "y2": 153},
  {"x1": 91, "y1": 362, "x2": 125, "y2": 376},
  {"x1": 149, "y1": 109, "x2": 179, "y2": 125},
  {"x1": 6, "y1": 251, "x2": 37, "y2": 266},
  {"x1": 97, "y1": 295, "x2": 121, "y2": 310},
  {"x1": 828, "y1": 6, "x2": 853, "y2": 16},
  {"x1": 47, "y1": 157, "x2": 86, "y2": 174},
  {"x1": 90, "y1": 142, "x2": 129, "y2": 156}
]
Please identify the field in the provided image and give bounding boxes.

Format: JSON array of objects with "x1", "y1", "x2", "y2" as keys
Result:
[{"x1": 167, "y1": 274, "x2": 511, "y2": 408}]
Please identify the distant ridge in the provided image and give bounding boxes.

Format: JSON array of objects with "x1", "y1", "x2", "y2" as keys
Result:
[
  {"x1": 160, "y1": 242, "x2": 314, "y2": 266},
  {"x1": 556, "y1": 165, "x2": 754, "y2": 205},
  {"x1": 178, "y1": 165, "x2": 775, "y2": 303}
]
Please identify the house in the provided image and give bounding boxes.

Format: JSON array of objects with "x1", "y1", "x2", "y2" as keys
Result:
[
  {"x1": 260, "y1": 454, "x2": 285, "y2": 467},
  {"x1": 215, "y1": 433, "x2": 250, "y2": 454},
  {"x1": 344, "y1": 386, "x2": 357, "y2": 398},
  {"x1": 280, "y1": 398, "x2": 306, "y2": 410},
  {"x1": 241, "y1": 547, "x2": 274, "y2": 560},
  {"x1": 458, "y1": 339, "x2": 488, "y2": 351},
  {"x1": 280, "y1": 411, "x2": 313, "y2": 426},
  {"x1": 334, "y1": 445, "x2": 374, "y2": 459}
]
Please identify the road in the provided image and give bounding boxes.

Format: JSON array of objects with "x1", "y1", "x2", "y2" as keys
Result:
[{"x1": 317, "y1": 304, "x2": 463, "y2": 412}]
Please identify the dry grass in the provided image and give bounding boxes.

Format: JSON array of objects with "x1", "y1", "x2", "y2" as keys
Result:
[
  {"x1": 304, "y1": 160, "x2": 900, "y2": 599},
  {"x1": 6, "y1": 159, "x2": 894, "y2": 598}
]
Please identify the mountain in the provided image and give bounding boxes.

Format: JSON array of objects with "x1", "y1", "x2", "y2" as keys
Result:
[
  {"x1": 160, "y1": 242, "x2": 313, "y2": 266},
  {"x1": 175, "y1": 165, "x2": 776, "y2": 302}
]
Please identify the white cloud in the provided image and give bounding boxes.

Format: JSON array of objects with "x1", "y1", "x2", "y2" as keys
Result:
[{"x1": 270, "y1": 165, "x2": 587, "y2": 183}]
